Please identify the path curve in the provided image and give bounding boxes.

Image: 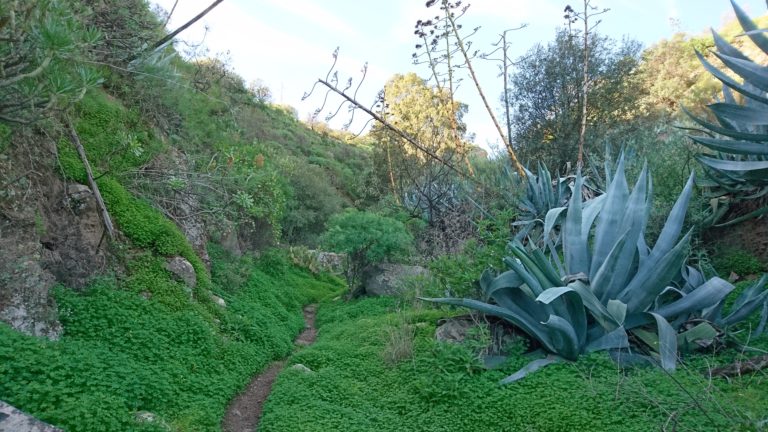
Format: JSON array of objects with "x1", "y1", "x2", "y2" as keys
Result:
[{"x1": 222, "y1": 304, "x2": 318, "y2": 432}]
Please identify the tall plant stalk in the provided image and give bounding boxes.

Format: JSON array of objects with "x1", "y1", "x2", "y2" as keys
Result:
[
  {"x1": 444, "y1": 8, "x2": 525, "y2": 177},
  {"x1": 565, "y1": 1, "x2": 609, "y2": 168}
]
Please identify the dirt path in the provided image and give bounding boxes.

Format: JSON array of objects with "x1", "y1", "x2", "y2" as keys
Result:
[{"x1": 221, "y1": 304, "x2": 318, "y2": 432}]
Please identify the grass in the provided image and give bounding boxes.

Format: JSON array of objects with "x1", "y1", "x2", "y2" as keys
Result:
[
  {"x1": 260, "y1": 297, "x2": 768, "y2": 432},
  {"x1": 0, "y1": 247, "x2": 344, "y2": 432}
]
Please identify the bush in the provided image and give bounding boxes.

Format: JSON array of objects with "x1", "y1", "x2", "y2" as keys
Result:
[
  {"x1": 321, "y1": 210, "x2": 414, "y2": 295},
  {"x1": 428, "y1": 211, "x2": 514, "y2": 299}
]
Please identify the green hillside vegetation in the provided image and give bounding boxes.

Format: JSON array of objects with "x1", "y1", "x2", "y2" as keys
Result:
[
  {"x1": 0, "y1": 247, "x2": 343, "y2": 431},
  {"x1": 0, "y1": 0, "x2": 767, "y2": 431}
]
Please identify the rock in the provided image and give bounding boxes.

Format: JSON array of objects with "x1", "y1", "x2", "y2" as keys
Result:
[
  {"x1": 165, "y1": 257, "x2": 196, "y2": 289},
  {"x1": 0, "y1": 400, "x2": 63, "y2": 431},
  {"x1": 435, "y1": 315, "x2": 524, "y2": 358},
  {"x1": 210, "y1": 294, "x2": 226, "y2": 308},
  {"x1": 314, "y1": 251, "x2": 346, "y2": 274},
  {"x1": 134, "y1": 411, "x2": 170, "y2": 431},
  {"x1": 728, "y1": 271, "x2": 740, "y2": 283},
  {"x1": 435, "y1": 316, "x2": 486, "y2": 344},
  {"x1": 0, "y1": 130, "x2": 108, "y2": 340},
  {"x1": 66, "y1": 183, "x2": 92, "y2": 201},
  {"x1": 363, "y1": 263, "x2": 430, "y2": 297},
  {"x1": 289, "y1": 363, "x2": 314, "y2": 373},
  {"x1": 0, "y1": 258, "x2": 62, "y2": 340},
  {"x1": 219, "y1": 228, "x2": 242, "y2": 257}
]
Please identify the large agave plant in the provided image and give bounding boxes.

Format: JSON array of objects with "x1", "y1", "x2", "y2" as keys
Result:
[
  {"x1": 512, "y1": 162, "x2": 571, "y2": 242},
  {"x1": 425, "y1": 156, "x2": 768, "y2": 383},
  {"x1": 511, "y1": 162, "x2": 603, "y2": 245},
  {"x1": 685, "y1": 0, "x2": 768, "y2": 226}
]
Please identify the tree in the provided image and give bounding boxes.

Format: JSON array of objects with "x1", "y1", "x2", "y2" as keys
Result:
[
  {"x1": 370, "y1": 73, "x2": 467, "y2": 223},
  {"x1": 637, "y1": 14, "x2": 768, "y2": 121},
  {"x1": 248, "y1": 79, "x2": 273, "y2": 104},
  {"x1": 414, "y1": 0, "x2": 526, "y2": 176},
  {"x1": 506, "y1": 29, "x2": 643, "y2": 170},
  {"x1": 0, "y1": 0, "x2": 101, "y2": 123},
  {"x1": 321, "y1": 210, "x2": 413, "y2": 296},
  {"x1": 636, "y1": 33, "x2": 718, "y2": 120}
]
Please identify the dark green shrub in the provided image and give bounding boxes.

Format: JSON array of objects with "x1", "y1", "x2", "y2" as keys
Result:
[{"x1": 321, "y1": 210, "x2": 414, "y2": 295}]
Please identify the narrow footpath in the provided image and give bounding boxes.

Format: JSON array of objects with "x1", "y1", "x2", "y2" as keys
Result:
[{"x1": 221, "y1": 304, "x2": 318, "y2": 432}]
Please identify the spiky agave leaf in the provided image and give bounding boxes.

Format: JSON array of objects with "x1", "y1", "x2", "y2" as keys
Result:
[
  {"x1": 512, "y1": 163, "x2": 572, "y2": 244},
  {"x1": 424, "y1": 152, "x2": 768, "y2": 382},
  {"x1": 686, "y1": 1, "x2": 768, "y2": 226}
]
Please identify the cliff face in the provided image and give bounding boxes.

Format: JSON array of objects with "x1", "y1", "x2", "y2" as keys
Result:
[{"x1": 0, "y1": 128, "x2": 109, "y2": 339}]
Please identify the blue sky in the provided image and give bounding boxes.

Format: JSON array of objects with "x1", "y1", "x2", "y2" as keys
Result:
[{"x1": 152, "y1": 0, "x2": 766, "y2": 150}]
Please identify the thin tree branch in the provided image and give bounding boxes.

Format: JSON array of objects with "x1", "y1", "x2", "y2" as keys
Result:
[{"x1": 150, "y1": 0, "x2": 225, "y2": 52}]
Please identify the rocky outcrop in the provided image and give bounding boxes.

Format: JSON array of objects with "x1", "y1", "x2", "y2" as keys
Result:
[
  {"x1": 144, "y1": 149, "x2": 211, "y2": 269},
  {"x1": 362, "y1": 263, "x2": 430, "y2": 297},
  {"x1": 314, "y1": 251, "x2": 345, "y2": 274},
  {"x1": 0, "y1": 401, "x2": 62, "y2": 432},
  {"x1": 166, "y1": 257, "x2": 196, "y2": 290},
  {"x1": 0, "y1": 130, "x2": 109, "y2": 340}
]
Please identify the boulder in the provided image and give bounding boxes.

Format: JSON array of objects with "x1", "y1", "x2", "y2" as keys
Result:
[
  {"x1": 0, "y1": 401, "x2": 62, "y2": 432},
  {"x1": 363, "y1": 263, "x2": 429, "y2": 297},
  {"x1": 210, "y1": 294, "x2": 226, "y2": 308},
  {"x1": 289, "y1": 363, "x2": 314, "y2": 374},
  {"x1": 165, "y1": 257, "x2": 196, "y2": 289},
  {"x1": 314, "y1": 251, "x2": 346, "y2": 274}
]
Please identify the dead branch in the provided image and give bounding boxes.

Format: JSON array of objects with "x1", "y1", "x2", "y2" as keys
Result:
[
  {"x1": 709, "y1": 355, "x2": 768, "y2": 379},
  {"x1": 65, "y1": 116, "x2": 115, "y2": 240}
]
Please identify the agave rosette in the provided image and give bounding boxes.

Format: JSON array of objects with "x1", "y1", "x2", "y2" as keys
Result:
[
  {"x1": 425, "y1": 155, "x2": 768, "y2": 382},
  {"x1": 686, "y1": 0, "x2": 768, "y2": 226}
]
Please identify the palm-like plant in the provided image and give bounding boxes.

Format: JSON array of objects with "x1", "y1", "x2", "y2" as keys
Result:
[
  {"x1": 425, "y1": 156, "x2": 768, "y2": 382},
  {"x1": 685, "y1": 0, "x2": 768, "y2": 226}
]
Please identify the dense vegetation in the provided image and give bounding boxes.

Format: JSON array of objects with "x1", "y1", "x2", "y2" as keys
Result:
[
  {"x1": 0, "y1": 247, "x2": 343, "y2": 431},
  {"x1": 0, "y1": 0, "x2": 767, "y2": 431},
  {"x1": 260, "y1": 296, "x2": 768, "y2": 431}
]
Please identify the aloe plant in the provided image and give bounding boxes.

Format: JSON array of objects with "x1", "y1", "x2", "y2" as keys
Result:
[
  {"x1": 685, "y1": 0, "x2": 768, "y2": 226},
  {"x1": 425, "y1": 156, "x2": 768, "y2": 382}
]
